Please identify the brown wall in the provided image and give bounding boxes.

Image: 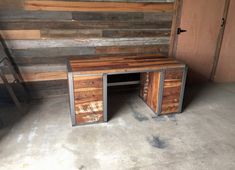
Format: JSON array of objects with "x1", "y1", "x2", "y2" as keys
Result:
[{"x1": 215, "y1": 0, "x2": 235, "y2": 82}]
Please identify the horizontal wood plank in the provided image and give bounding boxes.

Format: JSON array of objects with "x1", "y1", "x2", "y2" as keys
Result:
[
  {"x1": 0, "y1": 20, "x2": 172, "y2": 30},
  {"x1": 0, "y1": 30, "x2": 41, "y2": 39},
  {"x1": 5, "y1": 37, "x2": 169, "y2": 49},
  {"x1": 0, "y1": 10, "x2": 72, "y2": 20},
  {"x1": 25, "y1": 1, "x2": 174, "y2": 12}
]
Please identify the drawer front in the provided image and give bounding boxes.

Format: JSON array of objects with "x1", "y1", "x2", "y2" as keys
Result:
[{"x1": 161, "y1": 69, "x2": 183, "y2": 114}]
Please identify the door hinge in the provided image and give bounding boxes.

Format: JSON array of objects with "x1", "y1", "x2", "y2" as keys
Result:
[{"x1": 221, "y1": 18, "x2": 226, "y2": 27}]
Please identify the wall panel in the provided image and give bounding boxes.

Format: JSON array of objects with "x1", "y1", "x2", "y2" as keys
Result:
[{"x1": 0, "y1": 0, "x2": 176, "y2": 98}]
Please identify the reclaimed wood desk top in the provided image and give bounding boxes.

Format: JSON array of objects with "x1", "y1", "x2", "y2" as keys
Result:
[{"x1": 68, "y1": 54, "x2": 186, "y2": 75}]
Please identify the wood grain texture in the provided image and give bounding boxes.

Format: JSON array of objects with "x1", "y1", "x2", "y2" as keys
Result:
[
  {"x1": 161, "y1": 69, "x2": 183, "y2": 114},
  {"x1": 140, "y1": 72, "x2": 160, "y2": 112},
  {"x1": 41, "y1": 29, "x2": 102, "y2": 39},
  {"x1": 1, "y1": 71, "x2": 67, "y2": 83},
  {"x1": 5, "y1": 37, "x2": 169, "y2": 49},
  {"x1": 0, "y1": 20, "x2": 172, "y2": 30},
  {"x1": 0, "y1": 10, "x2": 72, "y2": 20},
  {"x1": 102, "y1": 29, "x2": 171, "y2": 38},
  {"x1": 25, "y1": 1, "x2": 174, "y2": 12},
  {"x1": 69, "y1": 54, "x2": 185, "y2": 74},
  {"x1": 73, "y1": 75, "x2": 103, "y2": 124},
  {"x1": 0, "y1": 30, "x2": 41, "y2": 40},
  {"x1": 96, "y1": 45, "x2": 169, "y2": 55}
]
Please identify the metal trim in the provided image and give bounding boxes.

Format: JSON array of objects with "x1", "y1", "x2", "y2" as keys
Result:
[
  {"x1": 108, "y1": 80, "x2": 140, "y2": 87},
  {"x1": 103, "y1": 74, "x2": 108, "y2": 122},
  {"x1": 67, "y1": 59, "x2": 72, "y2": 73},
  {"x1": 178, "y1": 66, "x2": 188, "y2": 113},
  {"x1": 68, "y1": 72, "x2": 76, "y2": 126},
  {"x1": 72, "y1": 68, "x2": 186, "y2": 76},
  {"x1": 157, "y1": 70, "x2": 165, "y2": 115}
]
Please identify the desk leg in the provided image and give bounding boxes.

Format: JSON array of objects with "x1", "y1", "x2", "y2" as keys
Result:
[{"x1": 72, "y1": 74, "x2": 104, "y2": 125}]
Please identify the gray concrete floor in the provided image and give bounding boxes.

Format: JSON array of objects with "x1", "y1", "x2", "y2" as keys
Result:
[{"x1": 0, "y1": 83, "x2": 235, "y2": 170}]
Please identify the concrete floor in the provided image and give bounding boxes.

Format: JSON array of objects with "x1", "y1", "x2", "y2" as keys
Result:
[{"x1": 0, "y1": 83, "x2": 235, "y2": 170}]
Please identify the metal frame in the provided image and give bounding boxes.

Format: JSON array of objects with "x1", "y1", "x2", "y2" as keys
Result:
[
  {"x1": 72, "y1": 67, "x2": 185, "y2": 76},
  {"x1": 178, "y1": 66, "x2": 188, "y2": 113},
  {"x1": 103, "y1": 74, "x2": 108, "y2": 122},
  {"x1": 67, "y1": 72, "x2": 76, "y2": 126}
]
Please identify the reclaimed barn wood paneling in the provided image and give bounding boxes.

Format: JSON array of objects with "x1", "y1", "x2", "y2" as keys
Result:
[{"x1": 0, "y1": 0, "x2": 176, "y2": 98}]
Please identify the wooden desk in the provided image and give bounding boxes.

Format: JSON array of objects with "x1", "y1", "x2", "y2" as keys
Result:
[{"x1": 67, "y1": 54, "x2": 187, "y2": 126}]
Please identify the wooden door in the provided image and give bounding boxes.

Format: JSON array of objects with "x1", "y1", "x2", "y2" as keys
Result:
[
  {"x1": 175, "y1": 0, "x2": 226, "y2": 83},
  {"x1": 214, "y1": 0, "x2": 235, "y2": 82}
]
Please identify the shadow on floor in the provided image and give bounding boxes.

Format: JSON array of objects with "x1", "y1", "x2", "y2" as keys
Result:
[{"x1": 0, "y1": 99, "x2": 31, "y2": 141}]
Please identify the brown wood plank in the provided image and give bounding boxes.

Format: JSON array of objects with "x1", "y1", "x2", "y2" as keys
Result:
[
  {"x1": 0, "y1": 30, "x2": 41, "y2": 40},
  {"x1": 25, "y1": 1, "x2": 174, "y2": 12},
  {"x1": 1, "y1": 71, "x2": 67, "y2": 83},
  {"x1": 161, "y1": 69, "x2": 183, "y2": 114}
]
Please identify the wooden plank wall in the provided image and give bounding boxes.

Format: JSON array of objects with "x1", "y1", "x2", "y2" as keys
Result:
[{"x1": 0, "y1": 0, "x2": 175, "y2": 99}]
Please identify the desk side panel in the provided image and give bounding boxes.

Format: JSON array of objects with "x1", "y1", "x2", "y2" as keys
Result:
[{"x1": 140, "y1": 72, "x2": 160, "y2": 113}]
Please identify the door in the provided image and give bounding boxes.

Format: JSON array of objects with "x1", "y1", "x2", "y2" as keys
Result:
[
  {"x1": 175, "y1": 0, "x2": 226, "y2": 83},
  {"x1": 214, "y1": 0, "x2": 235, "y2": 82}
]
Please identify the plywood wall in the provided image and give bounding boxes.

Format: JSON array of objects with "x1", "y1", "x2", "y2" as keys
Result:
[
  {"x1": 0, "y1": 0, "x2": 176, "y2": 98},
  {"x1": 175, "y1": 0, "x2": 225, "y2": 83},
  {"x1": 214, "y1": 0, "x2": 235, "y2": 82}
]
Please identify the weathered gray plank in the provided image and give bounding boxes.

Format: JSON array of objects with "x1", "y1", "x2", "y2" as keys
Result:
[
  {"x1": 0, "y1": 10, "x2": 72, "y2": 20},
  {"x1": 12, "y1": 47, "x2": 95, "y2": 58},
  {"x1": 144, "y1": 12, "x2": 173, "y2": 21},
  {"x1": 0, "y1": 0, "x2": 23, "y2": 9},
  {"x1": 102, "y1": 29, "x2": 171, "y2": 37},
  {"x1": 72, "y1": 12, "x2": 143, "y2": 21},
  {"x1": 6, "y1": 37, "x2": 169, "y2": 49},
  {"x1": 0, "y1": 20, "x2": 172, "y2": 30},
  {"x1": 41, "y1": 29, "x2": 102, "y2": 38}
]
